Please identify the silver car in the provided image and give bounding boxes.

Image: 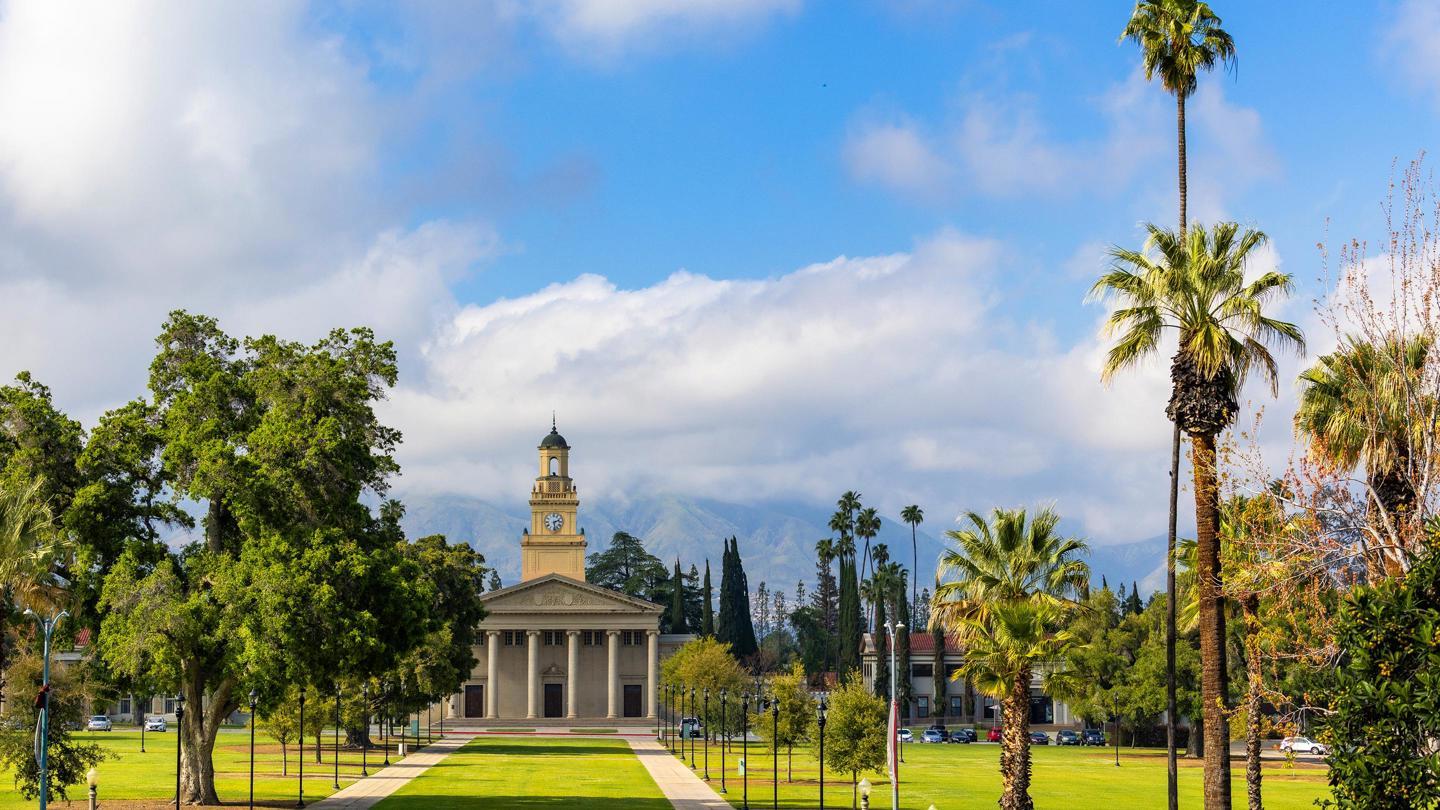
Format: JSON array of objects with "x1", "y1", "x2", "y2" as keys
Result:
[
  {"x1": 87, "y1": 715, "x2": 112, "y2": 731},
  {"x1": 145, "y1": 717, "x2": 167, "y2": 732}
]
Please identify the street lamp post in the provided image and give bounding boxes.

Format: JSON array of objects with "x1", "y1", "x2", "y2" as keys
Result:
[
  {"x1": 770, "y1": 695, "x2": 780, "y2": 810},
  {"x1": 689, "y1": 687, "x2": 697, "y2": 769},
  {"x1": 25, "y1": 608, "x2": 68, "y2": 810},
  {"x1": 249, "y1": 689, "x2": 259, "y2": 810},
  {"x1": 381, "y1": 683, "x2": 390, "y2": 767},
  {"x1": 702, "y1": 688, "x2": 710, "y2": 781},
  {"x1": 741, "y1": 691, "x2": 750, "y2": 810},
  {"x1": 175, "y1": 692, "x2": 186, "y2": 810},
  {"x1": 1113, "y1": 695, "x2": 1121, "y2": 768},
  {"x1": 140, "y1": 698, "x2": 146, "y2": 754},
  {"x1": 719, "y1": 689, "x2": 728, "y2": 795},
  {"x1": 361, "y1": 683, "x2": 370, "y2": 777},
  {"x1": 663, "y1": 685, "x2": 670, "y2": 752},
  {"x1": 817, "y1": 697, "x2": 828, "y2": 810},
  {"x1": 333, "y1": 685, "x2": 342, "y2": 790},
  {"x1": 296, "y1": 687, "x2": 306, "y2": 808}
]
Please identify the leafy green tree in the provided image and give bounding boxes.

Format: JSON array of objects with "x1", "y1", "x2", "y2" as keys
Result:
[
  {"x1": 585, "y1": 531, "x2": 666, "y2": 598},
  {"x1": 814, "y1": 675, "x2": 886, "y2": 805},
  {"x1": 93, "y1": 312, "x2": 431, "y2": 804},
  {"x1": 0, "y1": 373, "x2": 84, "y2": 516},
  {"x1": 257, "y1": 684, "x2": 322, "y2": 775},
  {"x1": 0, "y1": 648, "x2": 106, "y2": 801},
  {"x1": 789, "y1": 603, "x2": 831, "y2": 678},
  {"x1": 1092, "y1": 223, "x2": 1304, "y2": 808},
  {"x1": 811, "y1": 538, "x2": 838, "y2": 670},
  {"x1": 933, "y1": 506, "x2": 1088, "y2": 810},
  {"x1": 1119, "y1": 3, "x2": 1237, "y2": 802},
  {"x1": 487, "y1": 570, "x2": 502, "y2": 591},
  {"x1": 753, "y1": 663, "x2": 815, "y2": 781},
  {"x1": 1319, "y1": 547, "x2": 1440, "y2": 809},
  {"x1": 0, "y1": 477, "x2": 69, "y2": 689}
]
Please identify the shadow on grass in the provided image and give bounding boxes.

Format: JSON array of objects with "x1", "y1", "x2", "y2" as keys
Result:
[{"x1": 379, "y1": 797, "x2": 674, "y2": 808}]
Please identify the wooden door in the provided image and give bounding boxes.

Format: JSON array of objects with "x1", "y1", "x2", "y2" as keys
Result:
[
  {"x1": 464, "y1": 684, "x2": 483, "y2": 718},
  {"x1": 623, "y1": 684, "x2": 642, "y2": 718},
  {"x1": 544, "y1": 683, "x2": 563, "y2": 718}
]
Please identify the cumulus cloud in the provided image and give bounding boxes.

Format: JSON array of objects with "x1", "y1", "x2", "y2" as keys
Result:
[
  {"x1": 1381, "y1": 0, "x2": 1440, "y2": 107},
  {"x1": 510, "y1": 0, "x2": 802, "y2": 61},
  {"x1": 386, "y1": 229, "x2": 1184, "y2": 544},
  {"x1": 843, "y1": 69, "x2": 1276, "y2": 206}
]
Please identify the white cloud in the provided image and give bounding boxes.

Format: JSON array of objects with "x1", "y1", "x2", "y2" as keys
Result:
[
  {"x1": 511, "y1": 0, "x2": 801, "y2": 61},
  {"x1": 841, "y1": 119, "x2": 951, "y2": 197},
  {"x1": 1381, "y1": 0, "x2": 1440, "y2": 106}
]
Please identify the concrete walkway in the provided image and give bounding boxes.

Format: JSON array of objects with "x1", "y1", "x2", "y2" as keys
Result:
[
  {"x1": 309, "y1": 735, "x2": 470, "y2": 809},
  {"x1": 629, "y1": 738, "x2": 733, "y2": 810}
]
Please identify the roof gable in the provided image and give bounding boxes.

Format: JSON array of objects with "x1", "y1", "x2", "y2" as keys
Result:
[{"x1": 480, "y1": 574, "x2": 663, "y2": 615}]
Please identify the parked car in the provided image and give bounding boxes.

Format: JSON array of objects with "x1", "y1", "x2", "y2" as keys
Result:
[
  {"x1": 1081, "y1": 728, "x2": 1106, "y2": 746},
  {"x1": 898, "y1": 728, "x2": 914, "y2": 743},
  {"x1": 680, "y1": 717, "x2": 704, "y2": 739},
  {"x1": 1056, "y1": 729, "x2": 1081, "y2": 746},
  {"x1": 87, "y1": 715, "x2": 112, "y2": 732},
  {"x1": 1279, "y1": 736, "x2": 1328, "y2": 756},
  {"x1": 926, "y1": 724, "x2": 950, "y2": 742},
  {"x1": 947, "y1": 728, "x2": 977, "y2": 743},
  {"x1": 921, "y1": 729, "x2": 945, "y2": 743},
  {"x1": 1029, "y1": 731, "x2": 1050, "y2": 745},
  {"x1": 987, "y1": 726, "x2": 1002, "y2": 743},
  {"x1": 145, "y1": 717, "x2": 168, "y2": 732}
]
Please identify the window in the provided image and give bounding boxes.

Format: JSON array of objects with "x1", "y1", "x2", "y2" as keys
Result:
[
  {"x1": 504, "y1": 631, "x2": 525, "y2": 646},
  {"x1": 864, "y1": 663, "x2": 873, "y2": 678},
  {"x1": 544, "y1": 631, "x2": 565, "y2": 646},
  {"x1": 119, "y1": 697, "x2": 131, "y2": 716},
  {"x1": 549, "y1": 457, "x2": 560, "y2": 475},
  {"x1": 950, "y1": 696, "x2": 964, "y2": 717},
  {"x1": 622, "y1": 631, "x2": 644, "y2": 646},
  {"x1": 583, "y1": 631, "x2": 603, "y2": 646},
  {"x1": 917, "y1": 696, "x2": 930, "y2": 719},
  {"x1": 164, "y1": 697, "x2": 176, "y2": 714},
  {"x1": 477, "y1": 633, "x2": 485, "y2": 647},
  {"x1": 911, "y1": 663, "x2": 933, "y2": 678}
]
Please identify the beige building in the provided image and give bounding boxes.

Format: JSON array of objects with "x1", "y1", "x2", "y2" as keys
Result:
[{"x1": 446, "y1": 422, "x2": 690, "y2": 722}]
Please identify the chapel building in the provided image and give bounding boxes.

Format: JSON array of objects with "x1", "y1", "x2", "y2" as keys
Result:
[{"x1": 446, "y1": 422, "x2": 691, "y2": 722}]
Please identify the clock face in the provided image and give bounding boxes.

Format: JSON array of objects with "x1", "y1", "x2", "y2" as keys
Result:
[{"x1": 544, "y1": 512, "x2": 564, "y2": 533}]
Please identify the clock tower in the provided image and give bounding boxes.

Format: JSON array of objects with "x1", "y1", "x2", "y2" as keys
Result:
[{"x1": 521, "y1": 418, "x2": 587, "y2": 582}]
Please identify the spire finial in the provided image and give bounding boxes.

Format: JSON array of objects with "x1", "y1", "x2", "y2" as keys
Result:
[{"x1": 551, "y1": 411, "x2": 556, "y2": 433}]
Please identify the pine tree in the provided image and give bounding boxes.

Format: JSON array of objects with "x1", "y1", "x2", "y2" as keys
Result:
[
  {"x1": 1127, "y1": 583, "x2": 1144, "y2": 616},
  {"x1": 487, "y1": 570, "x2": 502, "y2": 591},
  {"x1": 668, "y1": 559, "x2": 690, "y2": 633},
  {"x1": 701, "y1": 561, "x2": 715, "y2": 636},
  {"x1": 756, "y1": 581, "x2": 771, "y2": 639},
  {"x1": 684, "y1": 563, "x2": 702, "y2": 631}
]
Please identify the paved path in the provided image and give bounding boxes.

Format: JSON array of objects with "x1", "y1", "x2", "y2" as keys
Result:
[
  {"x1": 309, "y1": 735, "x2": 470, "y2": 809},
  {"x1": 629, "y1": 738, "x2": 733, "y2": 810}
]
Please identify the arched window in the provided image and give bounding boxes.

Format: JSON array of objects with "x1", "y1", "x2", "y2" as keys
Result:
[{"x1": 549, "y1": 456, "x2": 560, "y2": 476}]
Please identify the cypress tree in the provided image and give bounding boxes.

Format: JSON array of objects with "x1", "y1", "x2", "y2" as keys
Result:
[
  {"x1": 896, "y1": 575, "x2": 913, "y2": 719},
  {"x1": 728, "y1": 537, "x2": 758, "y2": 659},
  {"x1": 1127, "y1": 582, "x2": 1143, "y2": 615},
  {"x1": 873, "y1": 590, "x2": 890, "y2": 699},
  {"x1": 716, "y1": 539, "x2": 735, "y2": 645},
  {"x1": 837, "y1": 555, "x2": 861, "y2": 678},
  {"x1": 702, "y1": 560, "x2": 715, "y2": 636},
  {"x1": 668, "y1": 559, "x2": 690, "y2": 633}
]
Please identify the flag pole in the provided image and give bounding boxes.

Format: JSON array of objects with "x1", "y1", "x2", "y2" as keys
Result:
[{"x1": 886, "y1": 620, "x2": 903, "y2": 810}]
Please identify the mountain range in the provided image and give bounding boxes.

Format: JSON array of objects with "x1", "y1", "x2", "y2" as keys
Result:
[{"x1": 398, "y1": 493, "x2": 1169, "y2": 598}]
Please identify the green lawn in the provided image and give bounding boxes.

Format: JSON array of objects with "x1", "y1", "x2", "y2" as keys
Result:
[
  {"x1": 662, "y1": 738, "x2": 1333, "y2": 809},
  {"x1": 374, "y1": 736, "x2": 672, "y2": 809},
  {"x1": 0, "y1": 728, "x2": 436, "y2": 808}
]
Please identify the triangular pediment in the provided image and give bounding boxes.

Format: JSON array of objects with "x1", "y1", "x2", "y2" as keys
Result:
[{"x1": 479, "y1": 573, "x2": 664, "y2": 615}]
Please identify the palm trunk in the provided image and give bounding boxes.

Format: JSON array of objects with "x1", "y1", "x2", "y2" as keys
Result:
[
  {"x1": 1193, "y1": 432, "x2": 1232, "y2": 810},
  {"x1": 1178, "y1": 93, "x2": 1187, "y2": 236},
  {"x1": 999, "y1": 666, "x2": 1034, "y2": 810},
  {"x1": 1243, "y1": 594, "x2": 1264, "y2": 810},
  {"x1": 1167, "y1": 421, "x2": 1181, "y2": 810},
  {"x1": 910, "y1": 524, "x2": 918, "y2": 621}
]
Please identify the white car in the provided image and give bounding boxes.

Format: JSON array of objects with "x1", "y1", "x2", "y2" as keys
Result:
[
  {"x1": 145, "y1": 717, "x2": 168, "y2": 732},
  {"x1": 1279, "y1": 736, "x2": 1328, "y2": 756},
  {"x1": 898, "y1": 729, "x2": 913, "y2": 743},
  {"x1": 87, "y1": 715, "x2": 112, "y2": 732}
]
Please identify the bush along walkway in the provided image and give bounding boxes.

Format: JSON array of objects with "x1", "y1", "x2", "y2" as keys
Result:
[
  {"x1": 629, "y1": 738, "x2": 733, "y2": 810},
  {"x1": 310, "y1": 735, "x2": 471, "y2": 809}
]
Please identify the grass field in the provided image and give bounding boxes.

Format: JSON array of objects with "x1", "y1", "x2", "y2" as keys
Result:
[
  {"x1": 374, "y1": 736, "x2": 671, "y2": 809},
  {"x1": 0, "y1": 728, "x2": 437, "y2": 809},
  {"x1": 661, "y1": 737, "x2": 1333, "y2": 809}
]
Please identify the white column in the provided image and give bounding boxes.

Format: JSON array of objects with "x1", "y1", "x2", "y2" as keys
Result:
[
  {"x1": 606, "y1": 630, "x2": 620, "y2": 719},
  {"x1": 567, "y1": 631, "x2": 581, "y2": 719},
  {"x1": 526, "y1": 630, "x2": 541, "y2": 719},
  {"x1": 646, "y1": 630, "x2": 659, "y2": 719},
  {"x1": 486, "y1": 630, "x2": 500, "y2": 718}
]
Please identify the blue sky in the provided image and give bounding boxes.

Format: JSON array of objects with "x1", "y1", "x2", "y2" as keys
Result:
[{"x1": 0, "y1": 1, "x2": 1434, "y2": 545}]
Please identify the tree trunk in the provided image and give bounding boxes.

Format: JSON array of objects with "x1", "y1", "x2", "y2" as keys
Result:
[
  {"x1": 1178, "y1": 92, "x2": 1187, "y2": 236},
  {"x1": 281, "y1": 742, "x2": 288, "y2": 776},
  {"x1": 999, "y1": 667, "x2": 1034, "y2": 810},
  {"x1": 315, "y1": 728, "x2": 324, "y2": 763},
  {"x1": 1188, "y1": 713, "x2": 1204, "y2": 758},
  {"x1": 1166, "y1": 420, "x2": 1181, "y2": 810},
  {"x1": 1193, "y1": 432, "x2": 1232, "y2": 809},
  {"x1": 1243, "y1": 595, "x2": 1263, "y2": 810},
  {"x1": 181, "y1": 673, "x2": 235, "y2": 805}
]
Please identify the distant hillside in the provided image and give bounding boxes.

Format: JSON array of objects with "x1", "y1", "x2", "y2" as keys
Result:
[{"x1": 398, "y1": 492, "x2": 1168, "y2": 598}]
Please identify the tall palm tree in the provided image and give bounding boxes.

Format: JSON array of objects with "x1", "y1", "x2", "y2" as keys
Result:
[
  {"x1": 901, "y1": 504, "x2": 924, "y2": 622},
  {"x1": 0, "y1": 476, "x2": 68, "y2": 693},
  {"x1": 1121, "y1": 5, "x2": 1235, "y2": 805},
  {"x1": 1091, "y1": 222, "x2": 1304, "y2": 809},
  {"x1": 932, "y1": 506, "x2": 1089, "y2": 810},
  {"x1": 1296, "y1": 336, "x2": 1431, "y2": 573}
]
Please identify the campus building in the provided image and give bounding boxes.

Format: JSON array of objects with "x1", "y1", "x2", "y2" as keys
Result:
[
  {"x1": 859, "y1": 631, "x2": 1077, "y2": 730},
  {"x1": 443, "y1": 422, "x2": 691, "y2": 722}
]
